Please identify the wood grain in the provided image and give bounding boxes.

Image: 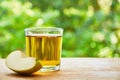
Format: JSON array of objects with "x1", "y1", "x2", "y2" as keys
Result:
[{"x1": 0, "y1": 58, "x2": 120, "y2": 80}]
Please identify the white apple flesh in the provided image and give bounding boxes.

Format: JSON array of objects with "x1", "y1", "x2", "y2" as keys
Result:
[{"x1": 5, "y1": 50, "x2": 42, "y2": 75}]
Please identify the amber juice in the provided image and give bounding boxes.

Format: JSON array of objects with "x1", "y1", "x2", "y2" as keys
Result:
[{"x1": 26, "y1": 35, "x2": 62, "y2": 71}]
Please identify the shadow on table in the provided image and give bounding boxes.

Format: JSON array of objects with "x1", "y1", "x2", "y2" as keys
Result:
[{"x1": 6, "y1": 71, "x2": 60, "y2": 78}]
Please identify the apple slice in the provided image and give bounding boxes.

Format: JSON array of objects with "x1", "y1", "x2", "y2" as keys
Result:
[{"x1": 5, "y1": 50, "x2": 42, "y2": 75}]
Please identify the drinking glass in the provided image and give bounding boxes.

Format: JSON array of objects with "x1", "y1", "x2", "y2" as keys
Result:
[{"x1": 25, "y1": 27, "x2": 63, "y2": 72}]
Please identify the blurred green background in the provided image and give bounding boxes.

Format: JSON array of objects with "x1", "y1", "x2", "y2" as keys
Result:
[{"x1": 0, "y1": 0, "x2": 120, "y2": 58}]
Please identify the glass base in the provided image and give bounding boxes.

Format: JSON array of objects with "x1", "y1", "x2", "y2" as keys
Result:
[{"x1": 39, "y1": 65, "x2": 60, "y2": 72}]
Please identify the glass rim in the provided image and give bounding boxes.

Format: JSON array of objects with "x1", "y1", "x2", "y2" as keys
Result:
[
  {"x1": 24, "y1": 27, "x2": 63, "y2": 32},
  {"x1": 24, "y1": 27, "x2": 63, "y2": 36}
]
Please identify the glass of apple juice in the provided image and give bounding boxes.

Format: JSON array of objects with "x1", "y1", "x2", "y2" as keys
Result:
[{"x1": 24, "y1": 27, "x2": 63, "y2": 72}]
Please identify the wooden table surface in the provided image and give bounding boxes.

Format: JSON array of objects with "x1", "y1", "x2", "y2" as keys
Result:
[{"x1": 0, "y1": 58, "x2": 120, "y2": 80}]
